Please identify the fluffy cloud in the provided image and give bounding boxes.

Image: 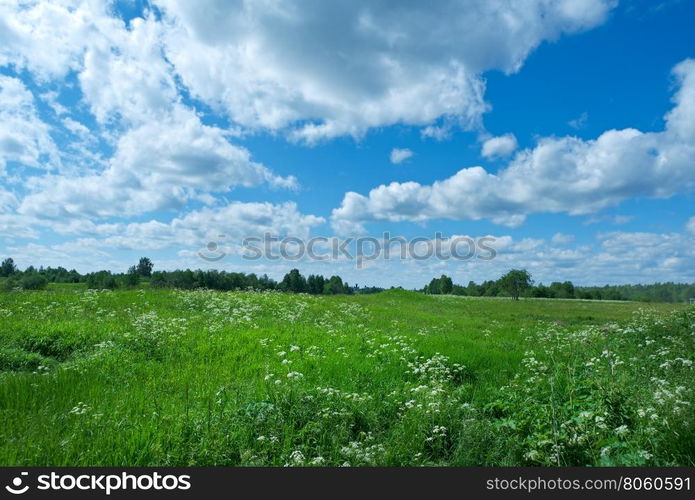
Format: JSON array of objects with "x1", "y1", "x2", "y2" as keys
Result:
[
  {"x1": 50, "y1": 201, "x2": 325, "y2": 253},
  {"x1": 0, "y1": 214, "x2": 38, "y2": 240},
  {"x1": 0, "y1": 0, "x2": 618, "y2": 229},
  {"x1": 686, "y1": 216, "x2": 695, "y2": 235},
  {"x1": 332, "y1": 59, "x2": 695, "y2": 234},
  {"x1": 19, "y1": 107, "x2": 297, "y2": 218},
  {"x1": 592, "y1": 230, "x2": 695, "y2": 278},
  {"x1": 0, "y1": 1, "x2": 177, "y2": 126},
  {"x1": 0, "y1": 75, "x2": 58, "y2": 175},
  {"x1": 551, "y1": 232, "x2": 575, "y2": 244},
  {"x1": 154, "y1": 0, "x2": 615, "y2": 142},
  {"x1": 0, "y1": 186, "x2": 18, "y2": 212},
  {"x1": 0, "y1": 1, "x2": 295, "y2": 221},
  {"x1": 75, "y1": 14, "x2": 184, "y2": 128},
  {"x1": 481, "y1": 134, "x2": 518, "y2": 159},
  {"x1": 390, "y1": 148, "x2": 413, "y2": 164},
  {"x1": 0, "y1": 0, "x2": 100, "y2": 80},
  {"x1": 494, "y1": 229, "x2": 695, "y2": 284}
]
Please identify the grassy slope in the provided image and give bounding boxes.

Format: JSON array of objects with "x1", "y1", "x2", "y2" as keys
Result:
[{"x1": 0, "y1": 289, "x2": 691, "y2": 466}]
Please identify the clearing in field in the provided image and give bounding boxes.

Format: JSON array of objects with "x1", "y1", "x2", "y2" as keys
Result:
[{"x1": 0, "y1": 289, "x2": 693, "y2": 466}]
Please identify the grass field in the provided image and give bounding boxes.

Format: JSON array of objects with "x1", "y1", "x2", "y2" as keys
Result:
[{"x1": 0, "y1": 288, "x2": 693, "y2": 466}]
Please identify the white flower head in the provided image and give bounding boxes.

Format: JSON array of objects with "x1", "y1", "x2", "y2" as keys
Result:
[{"x1": 614, "y1": 425, "x2": 629, "y2": 437}]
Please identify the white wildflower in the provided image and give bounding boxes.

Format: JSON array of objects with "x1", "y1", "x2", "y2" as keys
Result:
[
  {"x1": 614, "y1": 425, "x2": 629, "y2": 437},
  {"x1": 287, "y1": 450, "x2": 305, "y2": 466}
]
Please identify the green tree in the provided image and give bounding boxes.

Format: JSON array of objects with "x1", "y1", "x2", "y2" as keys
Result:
[
  {"x1": 323, "y1": 275, "x2": 346, "y2": 295},
  {"x1": 307, "y1": 274, "x2": 326, "y2": 294},
  {"x1": 426, "y1": 277, "x2": 441, "y2": 294},
  {"x1": 466, "y1": 280, "x2": 481, "y2": 296},
  {"x1": 439, "y1": 274, "x2": 453, "y2": 294},
  {"x1": 498, "y1": 269, "x2": 533, "y2": 301},
  {"x1": 85, "y1": 271, "x2": 118, "y2": 290},
  {"x1": 0, "y1": 258, "x2": 17, "y2": 277},
  {"x1": 137, "y1": 257, "x2": 153, "y2": 277},
  {"x1": 280, "y1": 268, "x2": 307, "y2": 293},
  {"x1": 123, "y1": 266, "x2": 141, "y2": 287}
]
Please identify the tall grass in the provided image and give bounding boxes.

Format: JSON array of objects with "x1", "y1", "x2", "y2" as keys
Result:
[{"x1": 0, "y1": 288, "x2": 692, "y2": 466}]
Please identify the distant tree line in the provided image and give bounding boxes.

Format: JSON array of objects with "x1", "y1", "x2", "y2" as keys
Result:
[
  {"x1": 0, "y1": 258, "x2": 79, "y2": 290},
  {"x1": 147, "y1": 267, "x2": 364, "y2": 295},
  {"x1": 423, "y1": 269, "x2": 695, "y2": 303},
  {"x1": 148, "y1": 267, "x2": 386, "y2": 295},
  {"x1": 0, "y1": 257, "x2": 156, "y2": 291},
  {"x1": 424, "y1": 270, "x2": 534, "y2": 300},
  {"x1": 2, "y1": 256, "x2": 693, "y2": 302},
  {"x1": 0, "y1": 257, "x2": 384, "y2": 295}
]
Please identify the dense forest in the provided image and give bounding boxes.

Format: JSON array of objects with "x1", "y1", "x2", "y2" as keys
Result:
[
  {"x1": 1, "y1": 257, "x2": 694, "y2": 302},
  {"x1": 423, "y1": 272, "x2": 695, "y2": 303},
  {"x1": 0, "y1": 258, "x2": 384, "y2": 296}
]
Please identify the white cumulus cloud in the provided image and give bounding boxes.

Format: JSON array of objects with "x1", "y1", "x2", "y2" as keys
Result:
[
  {"x1": 390, "y1": 148, "x2": 413, "y2": 164},
  {"x1": 331, "y1": 59, "x2": 695, "y2": 234},
  {"x1": 0, "y1": 75, "x2": 59, "y2": 175},
  {"x1": 154, "y1": 0, "x2": 615, "y2": 142},
  {"x1": 19, "y1": 107, "x2": 298, "y2": 219},
  {"x1": 481, "y1": 134, "x2": 518, "y2": 159},
  {"x1": 49, "y1": 201, "x2": 326, "y2": 253}
]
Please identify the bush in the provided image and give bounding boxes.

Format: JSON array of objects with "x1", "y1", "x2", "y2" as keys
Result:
[
  {"x1": 0, "y1": 277, "x2": 17, "y2": 291},
  {"x1": 122, "y1": 266, "x2": 140, "y2": 288},
  {"x1": 85, "y1": 271, "x2": 118, "y2": 290},
  {"x1": 20, "y1": 273, "x2": 48, "y2": 290}
]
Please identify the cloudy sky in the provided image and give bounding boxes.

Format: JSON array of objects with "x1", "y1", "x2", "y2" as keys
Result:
[{"x1": 1, "y1": 0, "x2": 694, "y2": 288}]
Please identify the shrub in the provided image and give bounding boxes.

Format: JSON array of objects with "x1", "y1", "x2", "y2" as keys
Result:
[
  {"x1": 20, "y1": 273, "x2": 48, "y2": 290},
  {"x1": 85, "y1": 271, "x2": 118, "y2": 290}
]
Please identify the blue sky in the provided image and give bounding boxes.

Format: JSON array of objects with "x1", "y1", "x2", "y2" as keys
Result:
[{"x1": 0, "y1": 0, "x2": 694, "y2": 288}]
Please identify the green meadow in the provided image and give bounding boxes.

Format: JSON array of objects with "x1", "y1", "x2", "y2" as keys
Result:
[{"x1": 0, "y1": 288, "x2": 692, "y2": 466}]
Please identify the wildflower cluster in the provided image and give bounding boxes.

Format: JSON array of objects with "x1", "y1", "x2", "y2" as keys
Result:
[{"x1": 493, "y1": 308, "x2": 694, "y2": 466}]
